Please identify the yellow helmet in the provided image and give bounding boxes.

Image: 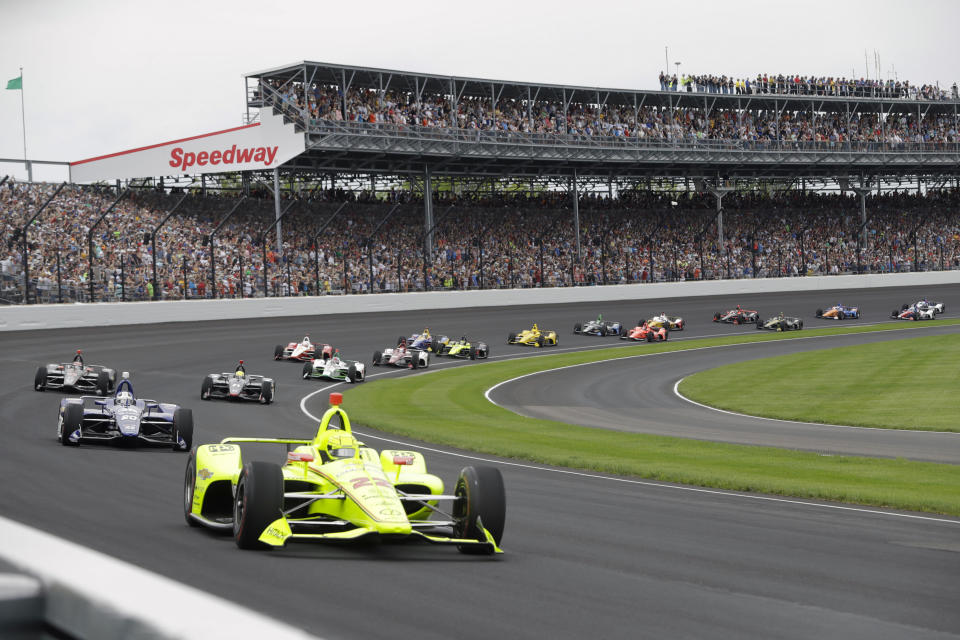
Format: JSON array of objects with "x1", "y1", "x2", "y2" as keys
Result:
[{"x1": 319, "y1": 430, "x2": 359, "y2": 462}]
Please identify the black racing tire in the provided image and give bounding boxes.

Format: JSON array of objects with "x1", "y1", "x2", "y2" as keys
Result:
[
  {"x1": 453, "y1": 466, "x2": 505, "y2": 555},
  {"x1": 184, "y1": 450, "x2": 200, "y2": 527},
  {"x1": 913, "y1": 313, "x2": 919, "y2": 321},
  {"x1": 891, "y1": 309, "x2": 899, "y2": 319},
  {"x1": 507, "y1": 332, "x2": 516, "y2": 344},
  {"x1": 713, "y1": 312, "x2": 721, "y2": 322},
  {"x1": 96, "y1": 370, "x2": 110, "y2": 396},
  {"x1": 302, "y1": 362, "x2": 312, "y2": 379},
  {"x1": 646, "y1": 333, "x2": 654, "y2": 343},
  {"x1": 201, "y1": 376, "x2": 213, "y2": 400},
  {"x1": 172, "y1": 408, "x2": 194, "y2": 451},
  {"x1": 274, "y1": 345, "x2": 284, "y2": 360},
  {"x1": 434, "y1": 347, "x2": 442, "y2": 358},
  {"x1": 233, "y1": 461, "x2": 284, "y2": 550},
  {"x1": 901, "y1": 303, "x2": 909, "y2": 311},
  {"x1": 600, "y1": 325, "x2": 608, "y2": 337},
  {"x1": 756, "y1": 318, "x2": 764, "y2": 330},
  {"x1": 59, "y1": 403, "x2": 83, "y2": 446},
  {"x1": 815, "y1": 308, "x2": 823, "y2": 317},
  {"x1": 619, "y1": 325, "x2": 627, "y2": 337},
  {"x1": 411, "y1": 352, "x2": 419, "y2": 369},
  {"x1": 348, "y1": 364, "x2": 358, "y2": 383},
  {"x1": 470, "y1": 347, "x2": 477, "y2": 360},
  {"x1": 799, "y1": 320, "x2": 804, "y2": 330},
  {"x1": 260, "y1": 380, "x2": 274, "y2": 404},
  {"x1": 573, "y1": 323, "x2": 581, "y2": 334},
  {"x1": 34, "y1": 367, "x2": 46, "y2": 392},
  {"x1": 536, "y1": 335, "x2": 545, "y2": 348},
  {"x1": 372, "y1": 350, "x2": 382, "y2": 366}
]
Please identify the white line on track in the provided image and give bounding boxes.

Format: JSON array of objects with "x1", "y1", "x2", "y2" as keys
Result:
[{"x1": 298, "y1": 324, "x2": 960, "y2": 526}]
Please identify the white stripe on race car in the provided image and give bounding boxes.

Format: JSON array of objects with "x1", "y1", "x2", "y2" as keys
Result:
[
  {"x1": 299, "y1": 323, "x2": 960, "y2": 526},
  {"x1": 0, "y1": 515, "x2": 323, "y2": 640}
]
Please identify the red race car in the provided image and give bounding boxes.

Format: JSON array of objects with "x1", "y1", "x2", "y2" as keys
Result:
[
  {"x1": 620, "y1": 322, "x2": 669, "y2": 342},
  {"x1": 274, "y1": 336, "x2": 333, "y2": 362}
]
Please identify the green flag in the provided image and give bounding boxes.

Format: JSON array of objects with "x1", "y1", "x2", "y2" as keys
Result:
[{"x1": 6, "y1": 76, "x2": 21, "y2": 90}]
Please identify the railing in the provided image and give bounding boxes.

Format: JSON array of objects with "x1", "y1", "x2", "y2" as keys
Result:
[{"x1": 302, "y1": 118, "x2": 960, "y2": 156}]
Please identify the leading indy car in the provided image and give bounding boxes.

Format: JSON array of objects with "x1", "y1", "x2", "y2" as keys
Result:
[
  {"x1": 201, "y1": 361, "x2": 275, "y2": 403},
  {"x1": 507, "y1": 323, "x2": 558, "y2": 347},
  {"x1": 184, "y1": 393, "x2": 505, "y2": 554},
  {"x1": 57, "y1": 373, "x2": 193, "y2": 450},
  {"x1": 35, "y1": 350, "x2": 116, "y2": 395},
  {"x1": 303, "y1": 351, "x2": 366, "y2": 383}
]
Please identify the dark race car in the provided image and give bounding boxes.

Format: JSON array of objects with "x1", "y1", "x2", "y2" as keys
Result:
[
  {"x1": 816, "y1": 304, "x2": 860, "y2": 320},
  {"x1": 57, "y1": 374, "x2": 192, "y2": 450},
  {"x1": 402, "y1": 328, "x2": 447, "y2": 352},
  {"x1": 621, "y1": 322, "x2": 669, "y2": 342},
  {"x1": 434, "y1": 336, "x2": 489, "y2": 360},
  {"x1": 756, "y1": 315, "x2": 803, "y2": 331},
  {"x1": 573, "y1": 316, "x2": 625, "y2": 337},
  {"x1": 201, "y1": 361, "x2": 275, "y2": 404},
  {"x1": 35, "y1": 350, "x2": 116, "y2": 395},
  {"x1": 713, "y1": 306, "x2": 760, "y2": 324}
]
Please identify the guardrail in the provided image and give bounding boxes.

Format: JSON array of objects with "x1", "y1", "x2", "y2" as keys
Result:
[{"x1": 4, "y1": 270, "x2": 959, "y2": 332}]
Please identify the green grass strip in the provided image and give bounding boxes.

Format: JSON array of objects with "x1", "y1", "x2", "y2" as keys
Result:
[
  {"x1": 679, "y1": 333, "x2": 960, "y2": 432},
  {"x1": 344, "y1": 320, "x2": 960, "y2": 516}
]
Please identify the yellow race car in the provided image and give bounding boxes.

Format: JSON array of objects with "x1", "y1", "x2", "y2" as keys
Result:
[
  {"x1": 646, "y1": 313, "x2": 685, "y2": 330},
  {"x1": 183, "y1": 392, "x2": 505, "y2": 554},
  {"x1": 507, "y1": 323, "x2": 558, "y2": 347}
]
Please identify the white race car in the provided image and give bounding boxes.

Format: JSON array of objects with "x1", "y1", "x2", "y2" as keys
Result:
[
  {"x1": 302, "y1": 353, "x2": 366, "y2": 383},
  {"x1": 274, "y1": 336, "x2": 332, "y2": 362},
  {"x1": 372, "y1": 340, "x2": 430, "y2": 369}
]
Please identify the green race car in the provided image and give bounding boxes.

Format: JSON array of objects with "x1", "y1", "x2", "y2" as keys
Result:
[
  {"x1": 434, "y1": 336, "x2": 489, "y2": 360},
  {"x1": 183, "y1": 392, "x2": 505, "y2": 554}
]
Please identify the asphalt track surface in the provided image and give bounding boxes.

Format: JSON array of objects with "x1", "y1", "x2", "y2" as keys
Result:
[{"x1": 1, "y1": 283, "x2": 959, "y2": 640}]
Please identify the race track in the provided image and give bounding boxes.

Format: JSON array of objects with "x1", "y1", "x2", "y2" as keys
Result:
[{"x1": 1, "y1": 283, "x2": 959, "y2": 640}]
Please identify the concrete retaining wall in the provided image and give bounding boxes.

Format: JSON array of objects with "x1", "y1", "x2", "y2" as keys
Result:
[{"x1": 2, "y1": 271, "x2": 959, "y2": 332}]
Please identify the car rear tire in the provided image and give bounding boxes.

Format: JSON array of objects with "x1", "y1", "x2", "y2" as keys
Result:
[
  {"x1": 302, "y1": 362, "x2": 312, "y2": 379},
  {"x1": 96, "y1": 371, "x2": 110, "y2": 396},
  {"x1": 573, "y1": 323, "x2": 581, "y2": 334},
  {"x1": 348, "y1": 364, "x2": 358, "y2": 383},
  {"x1": 411, "y1": 352, "x2": 419, "y2": 369},
  {"x1": 59, "y1": 403, "x2": 83, "y2": 446},
  {"x1": 34, "y1": 367, "x2": 46, "y2": 392},
  {"x1": 453, "y1": 466, "x2": 505, "y2": 555},
  {"x1": 184, "y1": 451, "x2": 200, "y2": 527},
  {"x1": 713, "y1": 312, "x2": 721, "y2": 322},
  {"x1": 537, "y1": 335, "x2": 545, "y2": 347},
  {"x1": 470, "y1": 347, "x2": 477, "y2": 360},
  {"x1": 172, "y1": 408, "x2": 193, "y2": 451},
  {"x1": 816, "y1": 308, "x2": 823, "y2": 317},
  {"x1": 372, "y1": 351, "x2": 382, "y2": 366},
  {"x1": 260, "y1": 380, "x2": 274, "y2": 404},
  {"x1": 274, "y1": 345, "x2": 284, "y2": 360},
  {"x1": 756, "y1": 318, "x2": 764, "y2": 330},
  {"x1": 233, "y1": 461, "x2": 284, "y2": 550},
  {"x1": 507, "y1": 332, "x2": 516, "y2": 344},
  {"x1": 201, "y1": 376, "x2": 213, "y2": 400}
]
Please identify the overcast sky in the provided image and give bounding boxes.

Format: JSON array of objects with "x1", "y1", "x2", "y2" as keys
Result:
[{"x1": 2, "y1": 0, "x2": 958, "y2": 181}]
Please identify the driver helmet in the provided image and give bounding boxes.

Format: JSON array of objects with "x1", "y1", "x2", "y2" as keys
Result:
[
  {"x1": 302, "y1": 336, "x2": 310, "y2": 345},
  {"x1": 779, "y1": 311, "x2": 784, "y2": 319},
  {"x1": 320, "y1": 430, "x2": 359, "y2": 462},
  {"x1": 532, "y1": 323, "x2": 539, "y2": 332},
  {"x1": 73, "y1": 350, "x2": 84, "y2": 364},
  {"x1": 235, "y1": 370, "x2": 245, "y2": 377},
  {"x1": 116, "y1": 390, "x2": 134, "y2": 406},
  {"x1": 398, "y1": 337, "x2": 407, "y2": 348},
  {"x1": 461, "y1": 335, "x2": 467, "y2": 342},
  {"x1": 422, "y1": 328, "x2": 430, "y2": 336}
]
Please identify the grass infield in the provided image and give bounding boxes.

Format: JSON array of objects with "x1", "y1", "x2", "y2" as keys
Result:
[
  {"x1": 678, "y1": 333, "x2": 960, "y2": 432},
  {"x1": 343, "y1": 320, "x2": 960, "y2": 516}
]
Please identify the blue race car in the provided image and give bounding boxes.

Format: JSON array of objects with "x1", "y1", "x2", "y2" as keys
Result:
[
  {"x1": 56, "y1": 373, "x2": 193, "y2": 450},
  {"x1": 401, "y1": 328, "x2": 447, "y2": 352},
  {"x1": 815, "y1": 303, "x2": 860, "y2": 320}
]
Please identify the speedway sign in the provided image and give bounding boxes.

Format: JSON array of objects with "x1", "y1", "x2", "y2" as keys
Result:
[{"x1": 70, "y1": 109, "x2": 305, "y2": 182}]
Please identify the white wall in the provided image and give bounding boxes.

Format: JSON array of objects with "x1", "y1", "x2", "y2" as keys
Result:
[{"x1": 2, "y1": 271, "x2": 959, "y2": 332}]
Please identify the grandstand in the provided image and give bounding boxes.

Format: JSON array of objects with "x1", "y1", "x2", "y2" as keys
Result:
[{"x1": 2, "y1": 61, "x2": 959, "y2": 305}]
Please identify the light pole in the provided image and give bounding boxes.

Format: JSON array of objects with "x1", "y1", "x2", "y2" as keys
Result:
[{"x1": 674, "y1": 62, "x2": 681, "y2": 91}]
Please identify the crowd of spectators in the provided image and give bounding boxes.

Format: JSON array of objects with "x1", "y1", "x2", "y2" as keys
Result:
[
  {"x1": 3, "y1": 181, "x2": 960, "y2": 305},
  {"x1": 266, "y1": 80, "x2": 960, "y2": 147},
  {"x1": 658, "y1": 72, "x2": 957, "y2": 101}
]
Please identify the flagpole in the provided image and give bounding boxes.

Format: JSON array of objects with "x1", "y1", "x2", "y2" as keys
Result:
[{"x1": 19, "y1": 66, "x2": 30, "y2": 182}]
